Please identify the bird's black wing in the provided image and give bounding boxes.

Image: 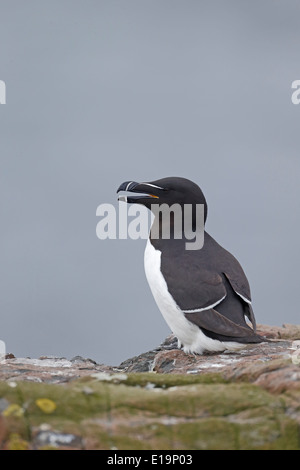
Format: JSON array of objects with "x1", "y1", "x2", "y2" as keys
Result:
[
  {"x1": 223, "y1": 272, "x2": 256, "y2": 331},
  {"x1": 160, "y1": 249, "x2": 262, "y2": 342},
  {"x1": 159, "y1": 233, "x2": 261, "y2": 341},
  {"x1": 161, "y1": 258, "x2": 228, "y2": 312},
  {"x1": 223, "y1": 271, "x2": 251, "y2": 302},
  {"x1": 207, "y1": 233, "x2": 257, "y2": 331},
  {"x1": 162, "y1": 265, "x2": 261, "y2": 341},
  {"x1": 184, "y1": 308, "x2": 262, "y2": 342}
]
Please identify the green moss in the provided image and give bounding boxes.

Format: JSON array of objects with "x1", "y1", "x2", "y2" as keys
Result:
[
  {"x1": 106, "y1": 382, "x2": 278, "y2": 418},
  {"x1": 237, "y1": 415, "x2": 299, "y2": 450},
  {"x1": 120, "y1": 372, "x2": 227, "y2": 388},
  {"x1": 0, "y1": 376, "x2": 299, "y2": 450},
  {"x1": 173, "y1": 419, "x2": 238, "y2": 450}
]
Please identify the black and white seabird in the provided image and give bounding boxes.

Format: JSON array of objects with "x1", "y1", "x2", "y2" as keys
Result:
[{"x1": 117, "y1": 177, "x2": 264, "y2": 354}]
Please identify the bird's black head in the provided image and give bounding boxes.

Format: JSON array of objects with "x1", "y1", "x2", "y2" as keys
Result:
[{"x1": 117, "y1": 177, "x2": 208, "y2": 222}]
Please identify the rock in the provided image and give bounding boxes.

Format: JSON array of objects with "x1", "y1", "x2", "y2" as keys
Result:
[
  {"x1": 0, "y1": 356, "x2": 111, "y2": 384},
  {"x1": 4, "y1": 353, "x2": 15, "y2": 360},
  {"x1": 117, "y1": 327, "x2": 297, "y2": 377},
  {"x1": 118, "y1": 335, "x2": 178, "y2": 372},
  {"x1": 0, "y1": 324, "x2": 299, "y2": 450},
  {"x1": 70, "y1": 356, "x2": 97, "y2": 365},
  {"x1": 0, "y1": 325, "x2": 299, "y2": 387},
  {"x1": 257, "y1": 324, "x2": 300, "y2": 340}
]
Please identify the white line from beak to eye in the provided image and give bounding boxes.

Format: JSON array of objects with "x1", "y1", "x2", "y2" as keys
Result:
[
  {"x1": 125, "y1": 181, "x2": 134, "y2": 191},
  {"x1": 140, "y1": 183, "x2": 164, "y2": 190}
]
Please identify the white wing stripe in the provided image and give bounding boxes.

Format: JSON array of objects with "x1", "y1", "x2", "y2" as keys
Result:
[
  {"x1": 183, "y1": 295, "x2": 226, "y2": 314},
  {"x1": 235, "y1": 292, "x2": 251, "y2": 304}
]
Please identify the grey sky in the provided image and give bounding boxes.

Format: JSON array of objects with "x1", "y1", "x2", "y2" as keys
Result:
[{"x1": 0, "y1": 1, "x2": 299, "y2": 365}]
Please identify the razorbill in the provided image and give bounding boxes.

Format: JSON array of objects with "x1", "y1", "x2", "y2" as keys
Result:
[{"x1": 117, "y1": 177, "x2": 265, "y2": 354}]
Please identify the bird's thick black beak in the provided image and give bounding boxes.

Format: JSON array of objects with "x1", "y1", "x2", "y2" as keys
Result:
[{"x1": 117, "y1": 181, "x2": 161, "y2": 203}]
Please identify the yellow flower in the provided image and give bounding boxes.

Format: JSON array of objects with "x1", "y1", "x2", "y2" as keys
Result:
[
  {"x1": 3, "y1": 404, "x2": 24, "y2": 417},
  {"x1": 35, "y1": 398, "x2": 57, "y2": 414}
]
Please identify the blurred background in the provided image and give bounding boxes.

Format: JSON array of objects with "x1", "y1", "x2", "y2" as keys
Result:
[{"x1": 0, "y1": 1, "x2": 299, "y2": 365}]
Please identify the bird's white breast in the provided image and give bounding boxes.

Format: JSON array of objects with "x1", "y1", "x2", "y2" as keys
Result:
[{"x1": 144, "y1": 239, "x2": 241, "y2": 354}]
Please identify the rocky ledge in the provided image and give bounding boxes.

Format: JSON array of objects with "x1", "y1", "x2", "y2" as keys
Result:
[{"x1": 0, "y1": 324, "x2": 299, "y2": 450}]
